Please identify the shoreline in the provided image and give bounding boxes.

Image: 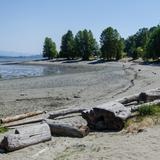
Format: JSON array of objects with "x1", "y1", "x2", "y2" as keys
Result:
[{"x1": 0, "y1": 60, "x2": 160, "y2": 160}]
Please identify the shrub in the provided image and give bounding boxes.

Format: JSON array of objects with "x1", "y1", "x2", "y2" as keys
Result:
[{"x1": 138, "y1": 104, "x2": 160, "y2": 116}]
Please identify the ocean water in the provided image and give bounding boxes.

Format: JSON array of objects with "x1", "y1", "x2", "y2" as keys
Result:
[{"x1": 0, "y1": 56, "x2": 62, "y2": 79}]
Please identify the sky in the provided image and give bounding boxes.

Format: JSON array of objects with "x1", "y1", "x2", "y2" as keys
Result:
[{"x1": 0, "y1": 0, "x2": 160, "y2": 56}]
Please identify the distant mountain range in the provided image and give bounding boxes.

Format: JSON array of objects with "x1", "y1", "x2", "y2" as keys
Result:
[{"x1": 0, "y1": 50, "x2": 42, "y2": 58}]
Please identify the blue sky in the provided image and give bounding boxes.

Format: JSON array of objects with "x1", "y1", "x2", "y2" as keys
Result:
[{"x1": 0, "y1": 0, "x2": 160, "y2": 55}]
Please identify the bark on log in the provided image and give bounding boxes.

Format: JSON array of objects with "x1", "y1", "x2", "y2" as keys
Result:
[
  {"x1": 0, "y1": 123, "x2": 51, "y2": 152},
  {"x1": 45, "y1": 120, "x2": 89, "y2": 138},
  {"x1": 0, "y1": 111, "x2": 45, "y2": 124},
  {"x1": 48, "y1": 108, "x2": 86, "y2": 119},
  {"x1": 82, "y1": 102, "x2": 131, "y2": 131}
]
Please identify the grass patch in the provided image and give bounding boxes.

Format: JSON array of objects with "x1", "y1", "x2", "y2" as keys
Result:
[
  {"x1": 124, "y1": 104, "x2": 160, "y2": 133},
  {"x1": 0, "y1": 126, "x2": 8, "y2": 133},
  {"x1": 138, "y1": 104, "x2": 160, "y2": 117}
]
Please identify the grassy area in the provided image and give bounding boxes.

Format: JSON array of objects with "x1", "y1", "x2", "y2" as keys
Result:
[
  {"x1": 125, "y1": 104, "x2": 160, "y2": 133},
  {"x1": 0, "y1": 126, "x2": 8, "y2": 133},
  {"x1": 138, "y1": 104, "x2": 160, "y2": 117}
]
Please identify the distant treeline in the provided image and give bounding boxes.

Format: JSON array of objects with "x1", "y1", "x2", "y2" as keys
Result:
[{"x1": 42, "y1": 25, "x2": 160, "y2": 61}]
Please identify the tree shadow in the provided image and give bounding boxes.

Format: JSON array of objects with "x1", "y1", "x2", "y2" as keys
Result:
[
  {"x1": 139, "y1": 60, "x2": 160, "y2": 67},
  {"x1": 88, "y1": 59, "x2": 116, "y2": 64},
  {"x1": 62, "y1": 59, "x2": 82, "y2": 64}
]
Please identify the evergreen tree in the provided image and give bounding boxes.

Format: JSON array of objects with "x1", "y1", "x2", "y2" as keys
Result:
[
  {"x1": 100, "y1": 27, "x2": 123, "y2": 60},
  {"x1": 74, "y1": 29, "x2": 98, "y2": 60},
  {"x1": 146, "y1": 27, "x2": 160, "y2": 59},
  {"x1": 60, "y1": 30, "x2": 75, "y2": 59},
  {"x1": 43, "y1": 37, "x2": 57, "y2": 59},
  {"x1": 125, "y1": 28, "x2": 149, "y2": 59}
]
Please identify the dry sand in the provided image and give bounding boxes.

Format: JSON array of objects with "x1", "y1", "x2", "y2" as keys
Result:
[{"x1": 0, "y1": 60, "x2": 160, "y2": 160}]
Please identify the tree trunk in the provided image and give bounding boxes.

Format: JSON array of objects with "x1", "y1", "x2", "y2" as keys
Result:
[
  {"x1": 48, "y1": 108, "x2": 86, "y2": 119},
  {"x1": 1, "y1": 123, "x2": 51, "y2": 152},
  {"x1": 46, "y1": 120, "x2": 89, "y2": 138},
  {"x1": 0, "y1": 111, "x2": 45, "y2": 124},
  {"x1": 82, "y1": 102, "x2": 131, "y2": 131}
]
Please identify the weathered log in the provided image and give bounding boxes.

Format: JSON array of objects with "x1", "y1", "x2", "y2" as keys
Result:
[
  {"x1": 116, "y1": 94, "x2": 139, "y2": 104},
  {"x1": 45, "y1": 119, "x2": 89, "y2": 138},
  {"x1": 0, "y1": 123, "x2": 51, "y2": 152},
  {"x1": 131, "y1": 100, "x2": 160, "y2": 112},
  {"x1": 117, "y1": 88, "x2": 160, "y2": 105},
  {"x1": 4, "y1": 118, "x2": 44, "y2": 128},
  {"x1": 48, "y1": 108, "x2": 86, "y2": 119},
  {"x1": 0, "y1": 111, "x2": 45, "y2": 124},
  {"x1": 138, "y1": 89, "x2": 160, "y2": 103},
  {"x1": 82, "y1": 101, "x2": 131, "y2": 131}
]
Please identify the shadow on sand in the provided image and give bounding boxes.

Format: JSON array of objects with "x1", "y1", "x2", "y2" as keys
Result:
[{"x1": 140, "y1": 60, "x2": 160, "y2": 67}]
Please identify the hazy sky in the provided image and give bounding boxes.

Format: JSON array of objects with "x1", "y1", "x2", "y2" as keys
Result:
[{"x1": 0, "y1": 0, "x2": 160, "y2": 55}]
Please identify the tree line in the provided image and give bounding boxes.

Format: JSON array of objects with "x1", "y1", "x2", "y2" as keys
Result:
[{"x1": 43, "y1": 25, "x2": 160, "y2": 61}]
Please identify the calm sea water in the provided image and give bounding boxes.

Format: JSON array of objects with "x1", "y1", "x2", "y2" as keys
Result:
[{"x1": 0, "y1": 57, "x2": 62, "y2": 79}]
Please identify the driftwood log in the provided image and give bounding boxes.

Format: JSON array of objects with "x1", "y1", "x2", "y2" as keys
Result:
[
  {"x1": 116, "y1": 94, "x2": 139, "y2": 104},
  {"x1": 48, "y1": 108, "x2": 86, "y2": 119},
  {"x1": 116, "y1": 88, "x2": 160, "y2": 106},
  {"x1": 4, "y1": 118, "x2": 44, "y2": 128},
  {"x1": 0, "y1": 123, "x2": 51, "y2": 152},
  {"x1": 138, "y1": 89, "x2": 160, "y2": 103},
  {"x1": 0, "y1": 111, "x2": 45, "y2": 124},
  {"x1": 82, "y1": 102, "x2": 131, "y2": 131},
  {"x1": 46, "y1": 120, "x2": 89, "y2": 138}
]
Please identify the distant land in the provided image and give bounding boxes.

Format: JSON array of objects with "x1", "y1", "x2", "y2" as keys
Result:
[{"x1": 0, "y1": 50, "x2": 42, "y2": 58}]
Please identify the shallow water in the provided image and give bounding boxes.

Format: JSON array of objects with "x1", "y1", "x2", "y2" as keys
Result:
[{"x1": 0, "y1": 64, "x2": 63, "y2": 79}]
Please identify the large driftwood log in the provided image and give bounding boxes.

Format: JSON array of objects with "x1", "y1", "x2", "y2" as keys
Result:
[
  {"x1": 82, "y1": 102, "x2": 131, "y2": 131},
  {"x1": 0, "y1": 111, "x2": 45, "y2": 124},
  {"x1": 46, "y1": 120, "x2": 89, "y2": 138},
  {"x1": 48, "y1": 108, "x2": 86, "y2": 119},
  {"x1": 1, "y1": 123, "x2": 51, "y2": 152}
]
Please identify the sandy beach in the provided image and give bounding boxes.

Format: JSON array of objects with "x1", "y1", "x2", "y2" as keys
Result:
[{"x1": 0, "y1": 60, "x2": 160, "y2": 160}]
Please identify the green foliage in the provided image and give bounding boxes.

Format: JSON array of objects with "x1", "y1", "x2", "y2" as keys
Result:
[
  {"x1": 43, "y1": 37, "x2": 57, "y2": 59},
  {"x1": 60, "y1": 30, "x2": 75, "y2": 59},
  {"x1": 0, "y1": 126, "x2": 8, "y2": 133},
  {"x1": 138, "y1": 104, "x2": 160, "y2": 116},
  {"x1": 100, "y1": 27, "x2": 124, "y2": 60},
  {"x1": 125, "y1": 28, "x2": 149, "y2": 59},
  {"x1": 145, "y1": 27, "x2": 160, "y2": 60},
  {"x1": 74, "y1": 29, "x2": 99, "y2": 60},
  {"x1": 41, "y1": 24, "x2": 160, "y2": 61}
]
